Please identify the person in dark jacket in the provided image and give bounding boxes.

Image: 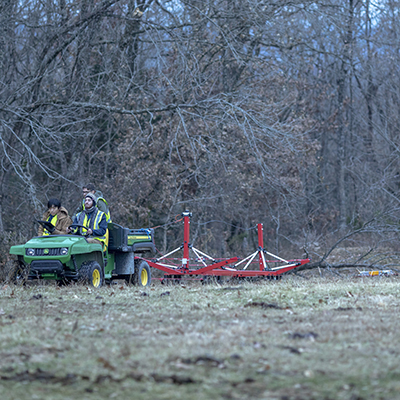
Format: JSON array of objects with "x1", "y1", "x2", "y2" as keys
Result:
[
  {"x1": 74, "y1": 183, "x2": 111, "y2": 223},
  {"x1": 68, "y1": 193, "x2": 108, "y2": 249},
  {"x1": 38, "y1": 198, "x2": 72, "y2": 236}
]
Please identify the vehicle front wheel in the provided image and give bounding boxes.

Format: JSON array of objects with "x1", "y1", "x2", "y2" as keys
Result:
[
  {"x1": 134, "y1": 260, "x2": 151, "y2": 287},
  {"x1": 78, "y1": 261, "x2": 104, "y2": 288}
]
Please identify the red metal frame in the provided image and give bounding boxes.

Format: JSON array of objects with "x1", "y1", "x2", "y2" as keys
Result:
[
  {"x1": 258, "y1": 223, "x2": 264, "y2": 271},
  {"x1": 144, "y1": 211, "x2": 310, "y2": 279}
]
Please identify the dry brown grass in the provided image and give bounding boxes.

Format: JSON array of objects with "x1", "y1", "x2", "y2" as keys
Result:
[{"x1": 0, "y1": 275, "x2": 400, "y2": 400}]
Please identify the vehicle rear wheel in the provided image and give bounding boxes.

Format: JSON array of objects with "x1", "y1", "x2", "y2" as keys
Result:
[
  {"x1": 78, "y1": 261, "x2": 104, "y2": 288},
  {"x1": 134, "y1": 260, "x2": 151, "y2": 287}
]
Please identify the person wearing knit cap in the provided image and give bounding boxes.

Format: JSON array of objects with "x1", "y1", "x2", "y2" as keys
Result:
[
  {"x1": 84, "y1": 193, "x2": 97, "y2": 213},
  {"x1": 68, "y1": 193, "x2": 108, "y2": 249},
  {"x1": 74, "y1": 183, "x2": 111, "y2": 223}
]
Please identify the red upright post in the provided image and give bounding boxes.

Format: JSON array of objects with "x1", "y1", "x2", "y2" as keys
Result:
[
  {"x1": 257, "y1": 223, "x2": 264, "y2": 271},
  {"x1": 182, "y1": 211, "x2": 192, "y2": 269}
]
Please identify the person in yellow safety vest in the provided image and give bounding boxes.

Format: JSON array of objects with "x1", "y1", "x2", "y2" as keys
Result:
[
  {"x1": 38, "y1": 198, "x2": 72, "y2": 236},
  {"x1": 74, "y1": 183, "x2": 111, "y2": 223},
  {"x1": 68, "y1": 193, "x2": 108, "y2": 249}
]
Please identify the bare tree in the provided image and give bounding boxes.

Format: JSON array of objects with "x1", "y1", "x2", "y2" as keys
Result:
[{"x1": 1, "y1": 0, "x2": 400, "y2": 266}]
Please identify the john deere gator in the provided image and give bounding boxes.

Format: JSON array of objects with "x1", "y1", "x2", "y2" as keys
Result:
[{"x1": 7, "y1": 222, "x2": 155, "y2": 287}]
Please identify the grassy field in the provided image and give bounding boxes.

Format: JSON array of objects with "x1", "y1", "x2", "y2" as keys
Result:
[{"x1": 0, "y1": 274, "x2": 399, "y2": 400}]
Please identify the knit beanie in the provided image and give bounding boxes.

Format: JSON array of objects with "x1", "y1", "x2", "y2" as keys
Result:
[
  {"x1": 84, "y1": 193, "x2": 97, "y2": 214},
  {"x1": 85, "y1": 193, "x2": 97, "y2": 205}
]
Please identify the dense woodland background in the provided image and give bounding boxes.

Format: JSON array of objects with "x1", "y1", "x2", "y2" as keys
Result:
[{"x1": 1, "y1": 0, "x2": 400, "y2": 268}]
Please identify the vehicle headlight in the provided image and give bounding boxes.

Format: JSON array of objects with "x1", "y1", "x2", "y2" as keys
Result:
[
  {"x1": 60, "y1": 248, "x2": 68, "y2": 255},
  {"x1": 26, "y1": 248, "x2": 35, "y2": 256}
]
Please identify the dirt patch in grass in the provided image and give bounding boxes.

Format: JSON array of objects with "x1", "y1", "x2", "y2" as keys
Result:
[{"x1": 0, "y1": 276, "x2": 399, "y2": 399}]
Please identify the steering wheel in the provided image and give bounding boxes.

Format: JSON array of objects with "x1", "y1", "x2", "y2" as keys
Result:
[
  {"x1": 36, "y1": 220, "x2": 55, "y2": 233},
  {"x1": 68, "y1": 224, "x2": 90, "y2": 236}
]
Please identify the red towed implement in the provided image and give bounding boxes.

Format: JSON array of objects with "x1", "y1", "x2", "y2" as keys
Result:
[{"x1": 144, "y1": 211, "x2": 310, "y2": 281}]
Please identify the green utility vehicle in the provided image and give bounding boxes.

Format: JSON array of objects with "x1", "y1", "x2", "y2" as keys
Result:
[{"x1": 7, "y1": 222, "x2": 155, "y2": 287}]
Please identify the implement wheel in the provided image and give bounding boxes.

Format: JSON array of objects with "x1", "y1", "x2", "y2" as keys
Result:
[
  {"x1": 134, "y1": 260, "x2": 151, "y2": 287},
  {"x1": 78, "y1": 261, "x2": 104, "y2": 288}
]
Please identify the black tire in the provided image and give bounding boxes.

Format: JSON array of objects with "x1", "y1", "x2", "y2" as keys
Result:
[
  {"x1": 78, "y1": 261, "x2": 104, "y2": 288},
  {"x1": 134, "y1": 260, "x2": 151, "y2": 287},
  {"x1": 2, "y1": 260, "x2": 29, "y2": 285}
]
